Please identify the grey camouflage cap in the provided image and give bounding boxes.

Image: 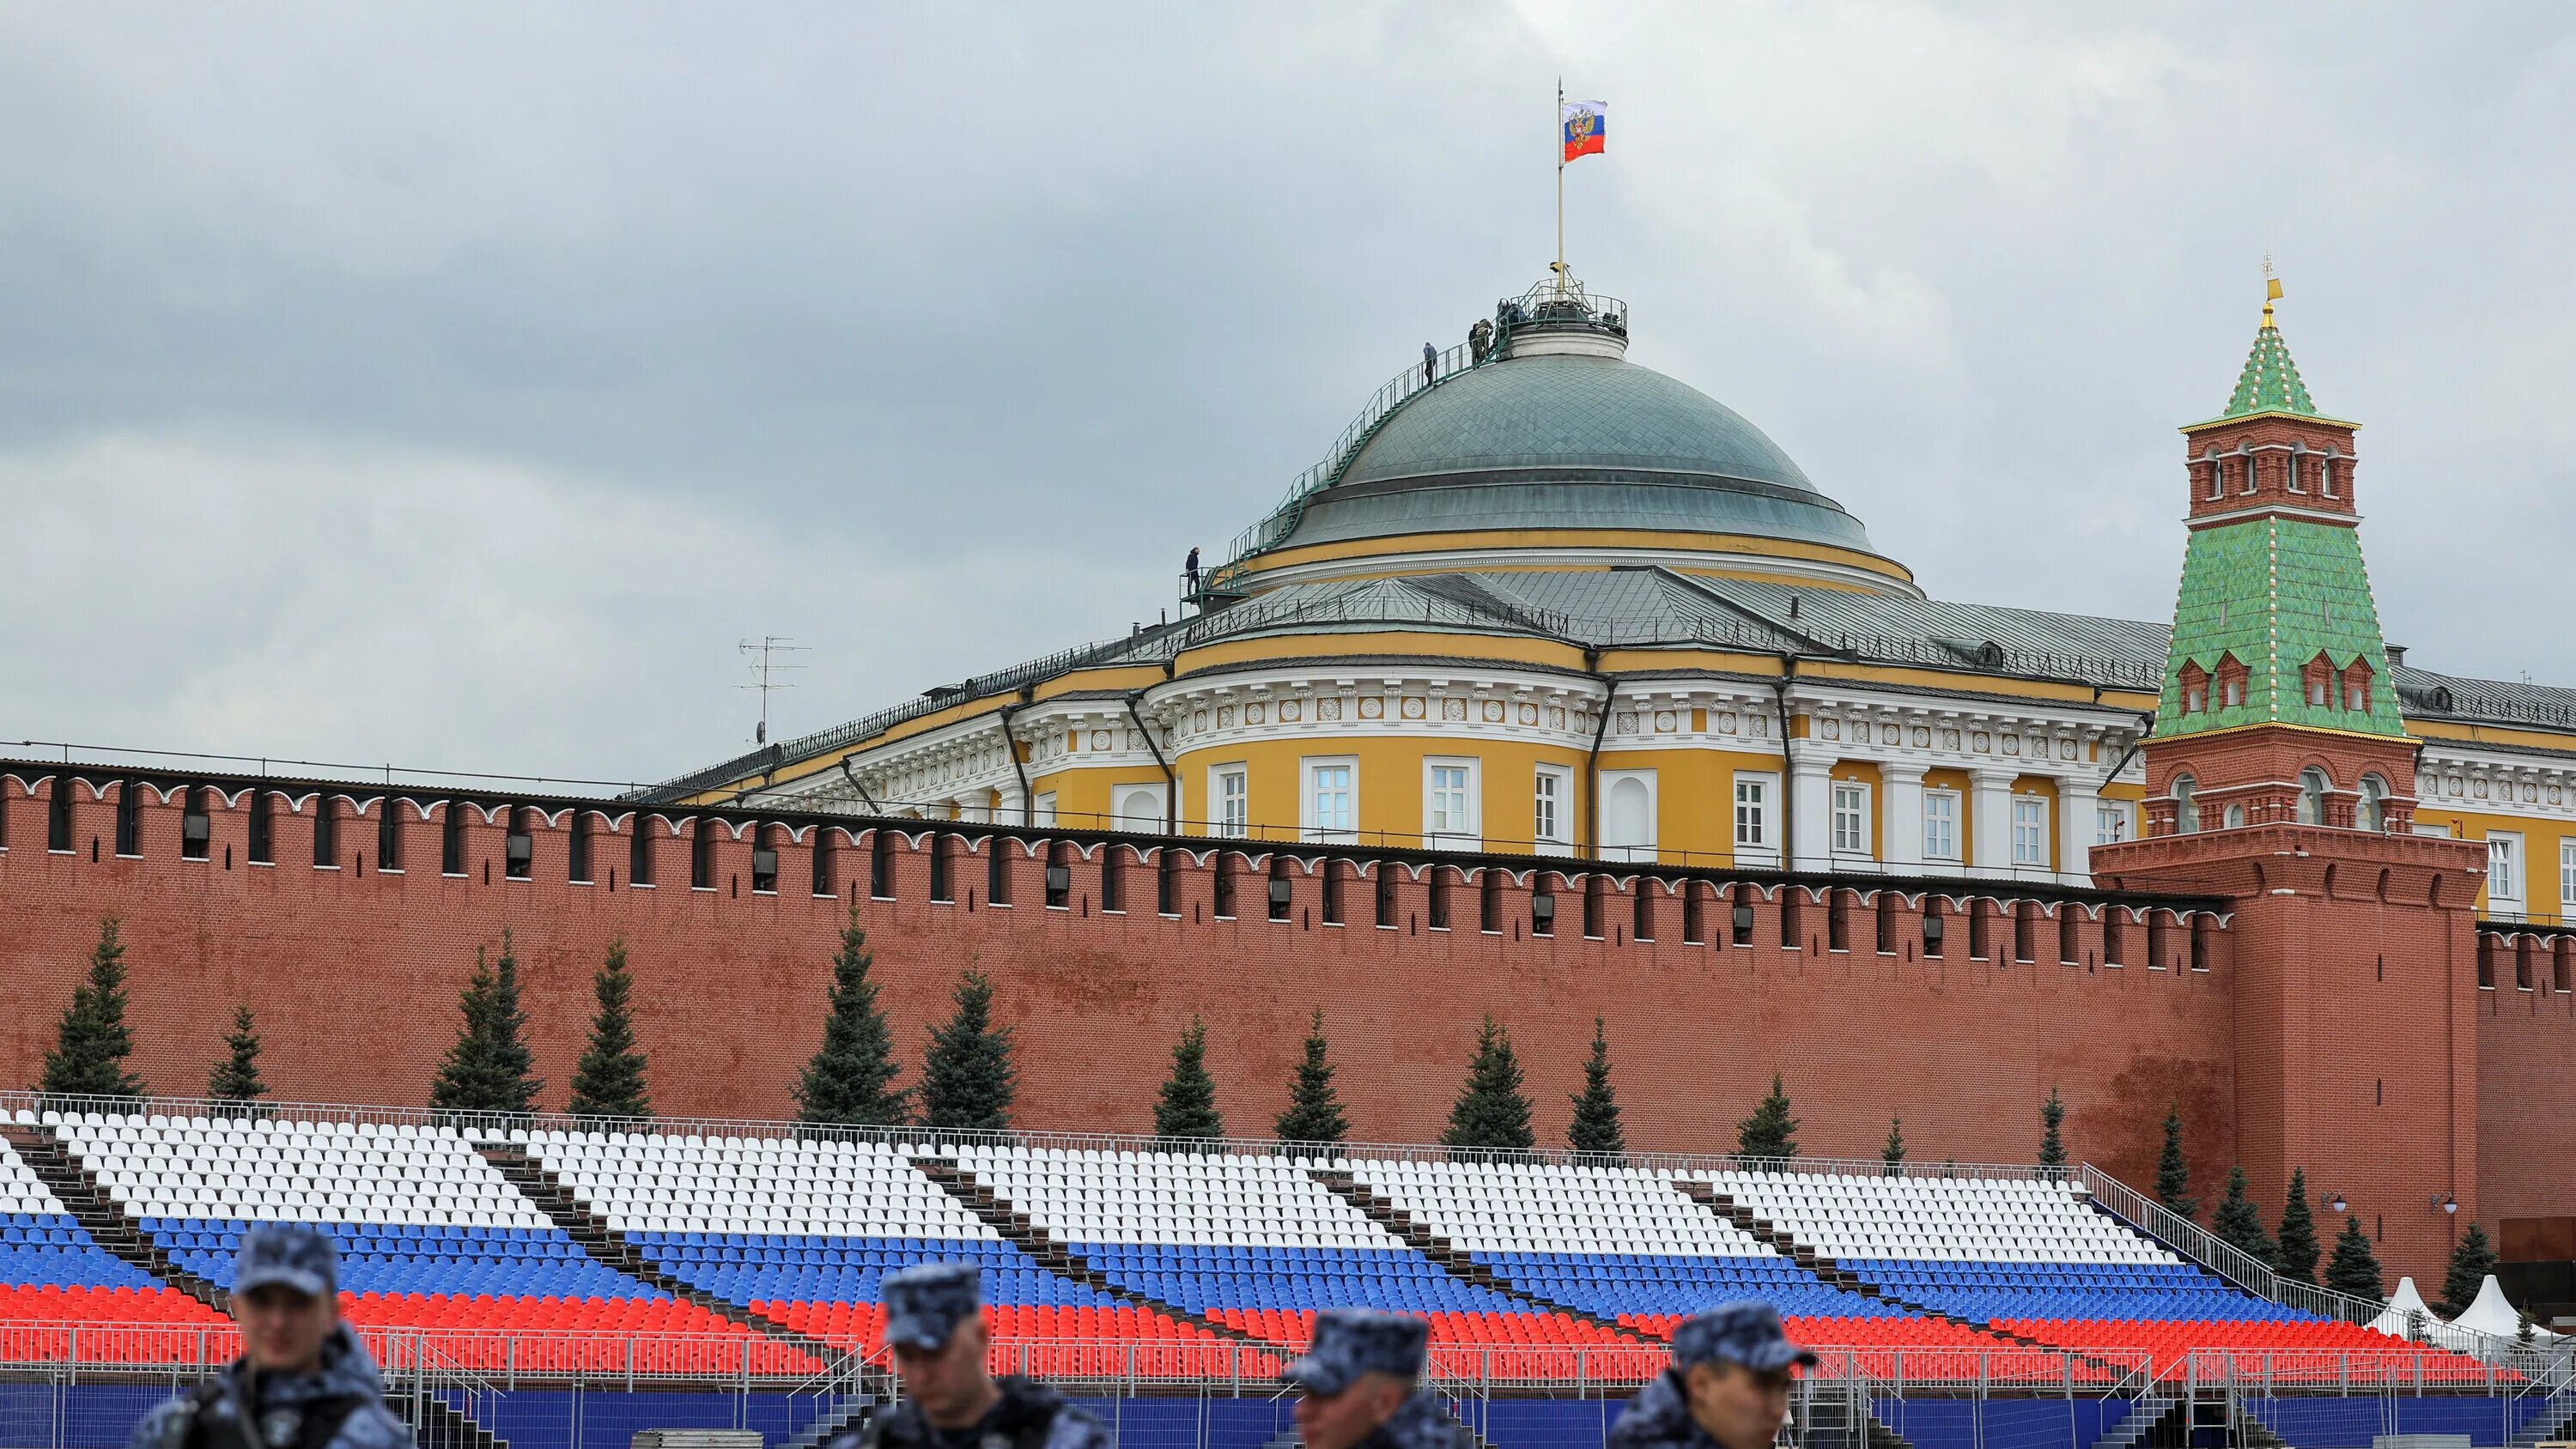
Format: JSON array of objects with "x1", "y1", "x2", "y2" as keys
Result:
[
  {"x1": 235, "y1": 1223, "x2": 338, "y2": 1299},
  {"x1": 1280, "y1": 1309, "x2": 1430, "y2": 1396},
  {"x1": 1671, "y1": 1301, "x2": 1818, "y2": 1374},
  {"x1": 881, "y1": 1262, "x2": 981, "y2": 1351}
]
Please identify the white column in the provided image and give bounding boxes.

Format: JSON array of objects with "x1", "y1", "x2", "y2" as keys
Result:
[
  {"x1": 2056, "y1": 773, "x2": 2099, "y2": 884},
  {"x1": 996, "y1": 782, "x2": 1030, "y2": 827},
  {"x1": 1790, "y1": 756, "x2": 1833, "y2": 873},
  {"x1": 955, "y1": 793, "x2": 992, "y2": 824},
  {"x1": 1881, "y1": 762, "x2": 1927, "y2": 873},
  {"x1": 1969, "y1": 766, "x2": 2015, "y2": 879}
]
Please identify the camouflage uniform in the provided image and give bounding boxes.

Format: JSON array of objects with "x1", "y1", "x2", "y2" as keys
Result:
[
  {"x1": 1607, "y1": 1301, "x2": 1819, "y2": 1449},
  {"x1": 1282, "y1": 1310, "x2": 1476, "y2": 1449},
  {"x1": 837, "y1": 1264, "x2": 1109, "y2": 1449},
  {"x1": 129, "y1": 1227, "x2": 412, "y2": 1449}
]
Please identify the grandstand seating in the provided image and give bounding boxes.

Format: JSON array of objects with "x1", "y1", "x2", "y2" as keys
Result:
[{"x1": 0, "y1": 1107, "x2": 2506, "y2": 1400}]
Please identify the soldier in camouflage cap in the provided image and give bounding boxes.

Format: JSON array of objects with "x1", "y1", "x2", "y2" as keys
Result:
[
  {"x1": 129, "y1": 1224, "x2": 411, "y2": 1449},
  {"x1": 1282, "y1": 1310, "x2": 1474, "y2": 1449},
  {"x1": 840, "y1": 1263, "x2": 1109, "y2": 1449},
  {"x1": 1608, "y1": 1301, "x2": 1819, "y2": 1449}
]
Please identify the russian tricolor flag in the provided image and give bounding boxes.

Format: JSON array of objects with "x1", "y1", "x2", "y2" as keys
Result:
[{"x1": 1562, "y1": 100, "x2": 1607, "y2": 163}]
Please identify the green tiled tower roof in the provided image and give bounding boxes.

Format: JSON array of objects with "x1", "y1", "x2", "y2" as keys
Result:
[
  {"x1": 2221, "y1": 324, "x2": 2318, "y2": 418},
  {"x1": 2153, "y1": 516, "x2": 2408, "y2": 740}
]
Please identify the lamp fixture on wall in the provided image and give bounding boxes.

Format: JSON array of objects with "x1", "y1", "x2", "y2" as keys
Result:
[
  {"x1": 2432, "y1": 1193, "x2": 2458, "y2": 1215},
  {"x1": 2327, "y1": 1191, "x2": 2350, "y2": 1215}
]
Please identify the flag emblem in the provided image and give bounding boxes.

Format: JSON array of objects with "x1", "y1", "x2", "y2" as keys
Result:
[{"x1": 1562, "y1": 100, "x2": 1607, "y2": 163}]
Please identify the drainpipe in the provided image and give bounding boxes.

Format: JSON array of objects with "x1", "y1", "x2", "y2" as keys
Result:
[
  {"x1": 1583, "y1": 649, "x2": 1615, "y2": 859},
  {"x1": 1124, "y1": 692, "x2": 1177, "y2": 834},
  {"x1": 1771, "y1": 655, "x2": 1800, "y2": 869},
  {"x1": 2099, "y1": 711, "x2": 2158, "y2": 790},
  {"x1": 997, "y1": 690, "x2": 1036, "y2": 826},
  {"x1": 836, "y1": 757, "x2": 881, "y2": 815}
]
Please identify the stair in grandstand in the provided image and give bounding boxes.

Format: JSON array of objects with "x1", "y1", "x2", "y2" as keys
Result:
[
  {"x1": 475, "y1": 1146, "x2": 863, "y2": 1373},
  {"x1": 2091, "y1": 1393, "x2": 2178, "y2": 1449},
  {"x1": 385, "y1": 1385, "x2": 511, "y2": 1449},
  {"x1": 1673, "y1": 1179, "x2": 2107, "y2": 1361},
  {"x1": 911, "y1": 1157, "x2": 1264, "y2": 1345},
  {"x1": 1306, "y1": 1168, "x2": 1656, "y2": 1343},
  {"x1": 2511, "y1": 1389, "x2": 2576, "y2": 1449},
  {"x1": 0, "y1": 1125, "x2": 230, "y2": 1311},
  {"x1": 1791, "y1": 1382, "x2": 1915, "y2": 1449},
  {"x1": 777, "y1": 1394, "x2": 882, "y2": 1449}
]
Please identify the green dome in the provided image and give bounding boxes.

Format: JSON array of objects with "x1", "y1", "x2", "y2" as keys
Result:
[{"x1": 1275, "y1": 353, "x2": 1883, "y2": 557}]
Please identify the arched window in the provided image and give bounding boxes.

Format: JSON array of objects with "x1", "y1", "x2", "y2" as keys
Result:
[
  {"x1": 2298, "y1": 767, "x2": 2329, "y2": 826},
  {"x1": 2173, "y1": 775, "x2": 2200, "y2": 834},
  {"x1": 2225, "y1": 803, "x2": 2247, "y2": 828},
  {"x1": 2356, "y1": 774, "x2": 2388, "y2": 833}
]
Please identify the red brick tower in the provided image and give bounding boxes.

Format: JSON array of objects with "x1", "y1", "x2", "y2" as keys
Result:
[{"x1": 2092, "y1": 281, "x2": 2485, "y2": 1288}]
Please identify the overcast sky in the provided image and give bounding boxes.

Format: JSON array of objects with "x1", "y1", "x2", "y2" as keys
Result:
[{"x1": 5, "y1": 3, "x2": 2572, "y2": 788}]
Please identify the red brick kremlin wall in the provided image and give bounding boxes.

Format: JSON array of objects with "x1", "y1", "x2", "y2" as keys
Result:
[{"x1": 0, "y1": 766, "x2": 2533, "y2": 1283}]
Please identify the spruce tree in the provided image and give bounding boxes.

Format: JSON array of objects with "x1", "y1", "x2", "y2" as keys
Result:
[
  {"x1": 206, "y1": 1005, "x2": 267, "y2": 1109},
  {"x1": 1442, "y1": 1016, "x2": 1534, "y2": 1152},
  {"x1": 2210, "y1": 1166, "x2": 2278, "y2": 1270},
  {"x1": 2518, "y1": 1307, "x2": 2537, "y2": 1347},
  {"x1": 1154, "y1": 1016, "x2": 1224, "y2": 1143},
  {"x1": 2439, "y1": 1223, "x2": 2499, "y2": 1319},
  {"x1": 40, "y1": 917, "x2": 147, "y2": 1100},
  {"x1": 1882, "y1": 1118, "x2": 1907, "y2": 1178},
  {"x1": 1737, "y1": 1074, "x2": 1799, "y2": 1166},
  {"x1": 1566, "y1": 1017, "x2": 1625, "y2": 1157},
  {"x1": 2155, "y1": 1102, "x2": 2197, "y2": 1220},
  {"x1": 2325, "y1": 1214, "x2": 2385, "y2": 1301},
  {"x1": 1274, "y1": 1009, "x2": 1349, "y2": 1148},
  {"x1": 793, "y1": 908, "x2": 909, "y2": 1128},
  {"x1": 568, "y1": 940, "x2": 652, "y2": 1120},
  {"x1": 2277, "y1": 1168, "x2": 2322, "y2": 1286},
  {"x1": 920, "y1": 967, "x2": 1016, "y2": 1131},
  {"x1": 428, "y1": 932, "x2": 542, "y2": 1116},
  {"x1": 2037, "y1": 1088, "x2": 2067, "y2": 1179}
]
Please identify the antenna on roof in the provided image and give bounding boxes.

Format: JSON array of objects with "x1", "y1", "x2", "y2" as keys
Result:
[{"x1": 738, "y1": 637, "x2": 809, "y2": 746}]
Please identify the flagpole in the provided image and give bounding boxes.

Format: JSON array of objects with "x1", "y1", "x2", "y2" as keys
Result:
[{"x1": 1554, "y1": 78, "x2": 1566, "y2": 294}]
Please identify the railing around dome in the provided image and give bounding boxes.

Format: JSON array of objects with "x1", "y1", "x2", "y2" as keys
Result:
[{"x1": 1199, "y1": 288, "x2": 1634, "y2": 600}]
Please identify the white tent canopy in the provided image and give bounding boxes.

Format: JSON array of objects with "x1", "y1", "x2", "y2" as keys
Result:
[{"x1": 2372, "y1": 1276, "x2": 2434, "y2": 1338}]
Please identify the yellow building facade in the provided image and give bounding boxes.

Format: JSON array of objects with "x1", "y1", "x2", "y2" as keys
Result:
[{"x1": 651, "y1": 280, "x2": 2576, "y2": 914}]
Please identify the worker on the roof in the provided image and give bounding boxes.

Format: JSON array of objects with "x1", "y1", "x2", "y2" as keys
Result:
[
  {"x1": 1282, "y1": 1308, "x2": 1474, "y2": 1449},
  {"x1": 130, "y1": 1224, "x2": 411, "y2": 1449},
  {"x1": 841, "y1": 1262, "x2": 1109, "y2": 1449},
  {"x1": 1609, "y1": 1301, "x2": 1819, "y2": 1449}
]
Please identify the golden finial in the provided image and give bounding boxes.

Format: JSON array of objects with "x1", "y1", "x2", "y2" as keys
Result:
[{"x1": 2262, "y1": 254, "x2": 2281, "y2": 329}]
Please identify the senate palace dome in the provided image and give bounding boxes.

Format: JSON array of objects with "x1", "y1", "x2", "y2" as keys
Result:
[{"x1": 1215, "y1": 288, "x2": 1915, "y2": 597}]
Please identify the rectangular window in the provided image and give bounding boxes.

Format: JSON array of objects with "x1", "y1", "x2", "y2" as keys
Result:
[
  {"x1": 2011, "y1": 795, "x2": 2048, "y2": 868},
  {"x1": 1033, "y1": 791, "x2": 1057, "y2": 828},
  {"x1": 377, "y1": 803, "x2": 402, "y2": 872},
  {"x1": 2094, "y1": 799, "x2": 2133, "y2": 846},
  {"x1": 1734, "y1": 773, "x2": 1777, "y2": 858},
  {"x1": 1303, "y1": 760, "x2": 1356, "y2": 842},
  {"x1": 312, "y1": 798, "x2": 337, "y2": 868},
  {"x1": 569, "y1": 813, "x2": 593, "y2": 884},
  {"x1": 1923, "y1": 790, "x2": 1960, "y2": 861},
  {"x1": 1212, "y1": 767, "x2": 1249, "y2": 839},
  {"x1": 1534, "y1": 767, "x2": 1571, "y2": 853},
  {"x1": 2489, "y1": 833, "x2": 2524, "y2": 910},
  {"x1": 505, "y1": 811, "x2": 532, "y2": 879},
  {"x1": 114, "y1": 781, "x2": 142, "y2": 858},
  {"x1": 1830, "y1": 782, "x2": 1869, "y2": 855},
  {"x1": 2562, "y1": 840, "x2": 2576, "y2": 916},
  {"x1": 633, "y1": 823, "x2": 657, "y2": 888},
  {"x1": 248, "y1": 791, "x2": 274, "y2": 865},
  {"x1": 1425, "y1": 760, "x2": 1475, "y2": 847},
  {"x1": 182, "y1": 789, "x2": 211, "y2": 862},
  {"x1": 441, "y1": 802, "x2": 465, "y2": 876}
]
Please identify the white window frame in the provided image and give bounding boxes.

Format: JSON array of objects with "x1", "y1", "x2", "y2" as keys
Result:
[
  {"x1": 2094, "y1": 798, "x2": 2134, "y2": 846},
  {"x1": 1923, "y1": 789, "x2": 1961, "y2": 861},
  {"x1": 1830, "y1": 780, "x2": 1871, "y2": 857},
  {"x1": 1533, "y1": 765, "x2": 1573, "y2": 856},
  {"x1": 1423, "y1": 757, "x2": 1479, "y2": 851},
  {"x1": 1032, "y1": 791, "x2": 1057, "y2": 828},
  {"x1": 2489, "y1": 832, "x2": 2524, "y2": 913},
  {"x1": 2010, "y1": 794, "x2": 2049, "y2": 868},
  {"x1": 1301, "y1": 757, "x2": 1358, "y2": 844},
  {"x1": 1734, "y1": 771, "x2": 1778, "y2": 864},
  {"x1": 1599, "y1": 768, "x2": 1658, "y2": 864},
  {"x1": 1207, "y1": 764, "x2": 1249, "y2": 840},
  {"x1": 2561, "y1": 838, "x2": 2576, "y2": 918},
  {"x1": 1112, "y1": 782, "x2": 1169, "y2": 834}
]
